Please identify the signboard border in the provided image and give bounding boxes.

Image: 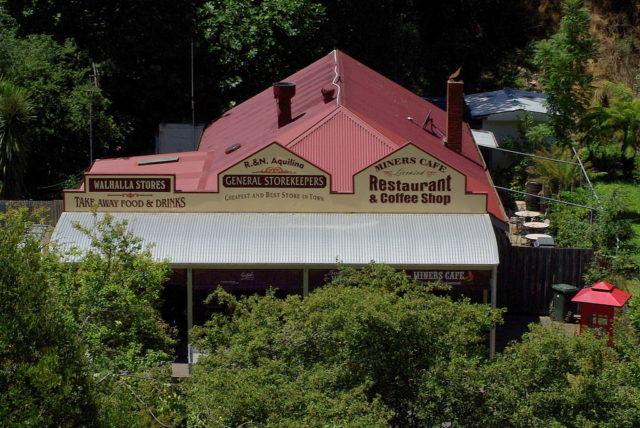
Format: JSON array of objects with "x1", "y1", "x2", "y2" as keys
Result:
[{"x1": 63, "y1": 142, "x2": 490, "y2": 214}]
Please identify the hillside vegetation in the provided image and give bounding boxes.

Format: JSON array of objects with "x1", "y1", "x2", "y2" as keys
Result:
[
  {"x1": 537, "y1": 0, "x2": 639, "y2": 92},
  {"x1": 0, "y1": 0, "x2": 638, "y2": 198}
]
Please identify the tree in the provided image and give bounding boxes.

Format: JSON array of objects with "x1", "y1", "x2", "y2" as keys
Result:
[
  {"x1": 534, "y1": 0, "x2": 598, "y2": 138},
  {"x1": 1, "y1": 0, "x2": 544, "y2": 169},
  {"x1": 1, "y1": 209, "x2": 181, "y2": 426},
  {"x1": 52, "y1": 213, "x2": 175, "y2": 374},
  {"x1": 417, "y1": 323, "x2": 640, "y2": 426},
  {"x1": 583, "y1": 187, "x2": 639, "y2": 282},
  {"x1": 600, "y1": 97, "x2": 640, "y2": 167},
  {"x1": 198, "y1": 0, "x2": 326, "y2": 99},
  {"x1": 0, "y1": 208, "x2": 97, "y2": 425},
  {"x1": 526, "y1": 145, "x2": 601, "y2": 197},
  {"x1": 187, "y1": 263, "x2": 502, "y2": 427},
  {"x1": 320, "y1": 0, "x2": 541, "y2": 96},
  {"x1": 0, "y1": 78, "x2": 33, "y2": 198},
  {"x1": 46, "y1": 213, "x2": 181, "y2": 426},
  {"x1": 4, "y1": 0, "x2": 202, "y2": 158},
  {"x1": 0, "y1": 8, "x2": 125, "y2": 198},
  {"x1": 583, "y1": 82, "x2": 640, "y2": 176}
]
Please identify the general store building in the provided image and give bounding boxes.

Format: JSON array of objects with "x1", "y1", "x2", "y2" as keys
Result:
[{"x1": 52, "y1": 50, "x2": 507, "y2": 361}]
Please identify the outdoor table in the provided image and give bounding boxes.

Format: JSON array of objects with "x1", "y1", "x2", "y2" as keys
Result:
[
  {"x1": 523, "y1": 221, "x2": 549, "y2": 230},
  {"x1": 525, "y1": 233, "x2": 552, "y2": 241},
  {"x1": 515, "y1": 210, "x2": 541, "y2": 220}
]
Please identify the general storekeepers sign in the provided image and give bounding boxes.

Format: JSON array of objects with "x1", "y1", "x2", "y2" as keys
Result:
[{"x1": 222, "y1": 174, "x2": 327, "y2": 188}]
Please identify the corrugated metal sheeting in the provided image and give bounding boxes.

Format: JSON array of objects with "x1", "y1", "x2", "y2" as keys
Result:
[
  {"x1": 290, "y1": 109, "x2": 397, "y2": 193},
  {"x1": 465, "y1": 89, "x2": 548, "y2": 118},
  {"x1": 471, "y1": 130, "x2": 499, "y2": 148},
  {"x1": 52, "y1": 212, "x2": 499, "y2": 267}
]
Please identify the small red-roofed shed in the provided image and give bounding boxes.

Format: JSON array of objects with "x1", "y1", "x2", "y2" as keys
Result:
[{"x1": 572, "y1": 281, "x2": 631, "y2": 344}]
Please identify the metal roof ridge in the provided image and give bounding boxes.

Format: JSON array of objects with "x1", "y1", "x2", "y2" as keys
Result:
[
  {"x1": 343, "y1": 106, "x2": 407, "y2": 146},
  {"x1": 279, "y1": 105, "x2": 342, "y2": 148},
  {"x1": 197, "y1": 151, "x2": 217, "y2": 190},
  {"x1": 332, "y1": 49, "x2": 343, "y2": 106}
]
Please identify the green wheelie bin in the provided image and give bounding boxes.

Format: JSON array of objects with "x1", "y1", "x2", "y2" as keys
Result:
[{"x1": 551, "y1": 283, "x2": 579, "y2": 321}]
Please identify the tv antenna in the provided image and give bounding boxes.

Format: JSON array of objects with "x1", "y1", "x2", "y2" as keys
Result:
[
  {"x1": 421, "y1": 110, "x2": 432, "y2": 129},
  {"x1": 191, "y1": 38, "x2": 196, "y2": 148},
  {"x1": 88, "y1": 63, "x2": 100, "y2": 166}
]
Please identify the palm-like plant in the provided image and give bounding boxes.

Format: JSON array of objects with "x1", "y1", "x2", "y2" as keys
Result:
[
  {"x1": 526, "y1": 145, "x2": 601, "y2": 198},
  {"x1": 0, "y1": 79, "x2": 34, "y2": 199},
  {"x1": 582, "y1": 83, "x2": 640, "y2": 174},
  {"x1": 600, "y1": 97, "x2": 640, "y2": 159}
]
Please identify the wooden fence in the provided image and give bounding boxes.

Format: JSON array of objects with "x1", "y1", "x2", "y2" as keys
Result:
[
  {"x1": 0, "y1": 200, "x2": 64, "y2": 226},
  {"x1": 497, "y1": 237, "x2": 593, "y2": 315}
]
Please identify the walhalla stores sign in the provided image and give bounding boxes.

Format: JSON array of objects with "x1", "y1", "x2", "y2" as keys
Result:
[{"x1": 65, "y1": 143, "x2": 487, "y2": 214}]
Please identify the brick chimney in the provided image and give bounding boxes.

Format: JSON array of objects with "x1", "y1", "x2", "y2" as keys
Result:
[
  {"x1": 273, "y1": 82, "x2": 296, "y2": 128},
  {"x1": 446, "y1": 68, "x2": 463, "y2": 153}
]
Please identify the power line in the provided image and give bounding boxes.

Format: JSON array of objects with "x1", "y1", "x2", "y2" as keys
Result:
[
  {"x1": 495, "y1": 186, "x2": 595, "y2": 210},
  {"x1": 484, "y1": 145, "x2": 580, "y2": 165},
  {"x1": 87, "y1": 63, "x2": 100, "y2": 167}
]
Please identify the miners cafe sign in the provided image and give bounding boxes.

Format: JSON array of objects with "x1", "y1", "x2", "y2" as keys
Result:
[{"x1": 65, "y1": 143, "x2": 487, "y2": 214}]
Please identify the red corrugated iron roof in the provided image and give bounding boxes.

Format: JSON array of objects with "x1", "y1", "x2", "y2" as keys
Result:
[
  {"x1": 85, "y1": 151, "x2": 213, "y2": 192},
  {"x1": 288, "y1": 107, "x2": 398, "y2": 192},
  {"x1": 336, "y1": 52, "x2": 505, "y2": 220},
  {"x1": 83, "y1": 50, "x2": 506, "y2": 221},
  {"x1": 572, "y1": 282, "x2": 632, "y2": 307}
]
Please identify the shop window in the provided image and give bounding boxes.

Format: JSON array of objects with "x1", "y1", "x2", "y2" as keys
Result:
[
  {"x1": 161, "y1": 269, "x2": 188, "y2": 362},
  {"x1": 309, "y1": 269, "x2": 340, "y2": 292}
]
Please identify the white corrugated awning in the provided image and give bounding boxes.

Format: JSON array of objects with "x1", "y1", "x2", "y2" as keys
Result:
[{"x1": 51, "y1": 212, "x2": 499, "y2": 267}]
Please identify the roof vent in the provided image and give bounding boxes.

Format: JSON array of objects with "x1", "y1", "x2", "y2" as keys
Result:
[
  {"x1": 137, "y1": 156, "x2": 179, "y2": 165},
  {"x1": 225, "y1": 143, "x2": 241, "y2": 154},
  {"x1": 321, "y1": 85, "x2": 335, "y2": 103},
  {"x1": 273, "y1": 82, "x2": 296, "y2": 128}
]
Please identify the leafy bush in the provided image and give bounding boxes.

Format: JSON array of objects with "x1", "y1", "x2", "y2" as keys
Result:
[
  {"x1": 49, "y1": 213, "x2": 179, "y2": 426},
  {"x1": 1, "y1": 209, "x2": 180, "y2": 426},
  {"x1": 187, "y1": 263, "x2": 502, "y2": 427},
  {"x1": 484, "y1": 324, "x2": 640, "y2": 427},
  {"x1": 0, "y1": 209, "x2": 97, "y2": 425},
  {"x1": 548, "y1": 186, "x2": 638, "y2": 281},
  {"x1": 56, "y1": 214, "x2": 175, "y2": 374}
]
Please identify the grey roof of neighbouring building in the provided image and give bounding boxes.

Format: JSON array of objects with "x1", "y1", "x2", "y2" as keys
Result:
[
  {"x1": 52, "y1": 212, "x2": 499, "y2": 267},
  {"x1": 465, "y1": 89, "x2": 548, "y2": 118}
]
